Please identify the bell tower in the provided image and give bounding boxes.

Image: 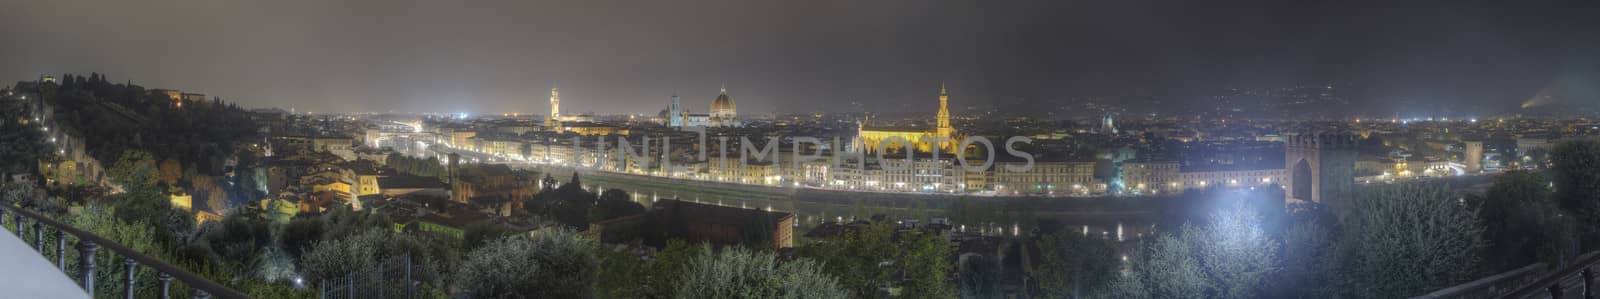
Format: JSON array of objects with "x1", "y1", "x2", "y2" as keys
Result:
[
  {"x1": 546, "y1": 84, "x2": 561, "y2": 128},
  {"x1": 936, "y1": 82, "x2": 952, "y2": 137}
]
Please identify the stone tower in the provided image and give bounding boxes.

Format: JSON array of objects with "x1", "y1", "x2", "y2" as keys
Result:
[
  {"x1": 1285, "y1": 133, "x2": 1358, "y2": 208},
  {"x1": 936, "y1": 82, "x2": 952, "y2": 137},
  {"x1": 1464, "y1": 141, "x2": 1483, "y2": 173},
  {"x1": 546, "y1": 85, "x2": 561, "y2": 128},
  {"x1": 448, "y1": 153, "x2": 462, "y2": 203}
]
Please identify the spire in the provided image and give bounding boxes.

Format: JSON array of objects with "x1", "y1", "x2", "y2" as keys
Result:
[
  {"x1": 720, "y1": 83, "x2": 727, "y2": 94},
  {"x1": 940, "y1": 81, "x2": 947, "y2": 95}
]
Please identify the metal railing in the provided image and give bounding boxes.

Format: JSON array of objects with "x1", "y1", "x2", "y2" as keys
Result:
[
  {"x1": 319, "y1": 254, "x2": 416, "y2": 299},
  {"x1": 1, "y1": 205, "x2": 248, "y2": 299},
  {"x1": 1501, "y1": 251, "x2": 1600, "y2": 299},
  {"x1": 1412, "y1": 262, "x2": 1548, "y2": 299}
]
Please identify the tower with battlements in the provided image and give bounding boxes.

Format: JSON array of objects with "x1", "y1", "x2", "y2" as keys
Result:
[
  {"x1": 546, "y1": 85, "x2": 561, "y2": 128},
  {"x1": 1285, "y1": 133, "x2": 1357, "y2": 207}
]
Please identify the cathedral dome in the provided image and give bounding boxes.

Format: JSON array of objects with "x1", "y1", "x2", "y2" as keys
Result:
[{"x1": 711, "y1": 88, "x2": 736, "y2": 116}]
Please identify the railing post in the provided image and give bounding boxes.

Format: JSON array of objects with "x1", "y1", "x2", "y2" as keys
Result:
[
  {"x1": 55, "y1": 229, "x2": 65, "y2": 268},
  {"x1": 158, "y1": 272, "x2": 172, "y2": 299},
  {"x1": 33, "y1": 220, "x2": 43, "y2": 250},
  {"x1": 1584, "y1": 268, "x2": 1594, "y2": 299},
  {"x1": 78, "y1": 240, "x2": 99, "y2": 296},
  {"x1": 404, "y1": 254, "x2": 414, "y2": 299},
  {"x1": 16, "y1": 212, "x2": 26, "y2": 237},
  {"x1": 349, "y1": 272, "x2": 356, "y2": 298},
  {"x1": 319, "y1": 279, "x2": 327, "y2": 299},
  {"x1": 124, "y1": 258, "x2": 138, "y2": 299},
  {"x1": 192, "y1": 289, "x2": 211, "y2": 299},
  {"x1": 377, "y1": 262, "x2": 385, "y2": 298}
]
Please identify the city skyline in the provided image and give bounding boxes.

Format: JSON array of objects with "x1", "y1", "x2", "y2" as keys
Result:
[
  {"x1": 7, "y1": 2, "x2": 1600, "y2": 298},
  {"x1": 4, "y1": 0, "x2": 1596, "y2": 115}
]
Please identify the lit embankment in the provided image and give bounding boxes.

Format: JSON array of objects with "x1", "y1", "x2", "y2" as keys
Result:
[{"x1": 0, "y1": 205, "x2": 247, "y2": 299}]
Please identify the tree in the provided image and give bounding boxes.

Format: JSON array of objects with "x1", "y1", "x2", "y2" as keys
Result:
[
  {"x1": 1194, "y1": 200, "x2": 1279, "y2": 298},
  {"x1": 1474, "y1": 171, "x2": 1577, "y2": 271},
  {"x1": 189, "y1": 174, "x2": 228, "y2": 212},
  {"x1": 595, "y1": 245, "x2": 646, "y2": 299},
  {"x1": 158, "y1": 159, "x2": 182, "y2": 186},
  {"x1": 898, "y1": 232, "x2": 956, "y2": 299},
  {"x1": 109, "y1": 150, "x2": 159, "y2": 190},
  {"x1": 1117, "y1": 198, "x2": 1278, "y2": 298},
  {"x1": 65, "y1": 204, "x2": 174, "y2": 297},
  {"x1": 1550, "y1": 140, "x2": 1600, "y2": 241},
  {"x1": 201, "y1": 212, "x2": 273, "y2": 272},
  {"x1": 645, "y1": 240, "x2": 704, "y2": 297},
  {"x1": 797, "y1": 223, "x2": 896, "y2": 297},
  {"x1": 455, "y1": 228, "x2": 598, "y2": 298},
  {"x1": 1274, "y1": 203, "x2": 1341, "y2": 298},
  {"x1": 528, "y1": 177, "x2": 602, "y2": 228},
  {"x1": 302, "y1": 228, "x2": 385, "y2": 280},
  {"x1": 589, "y1": 188, "x2": 646, "y2": 222},
  {"x1": 540, "y1": 173, "x2": 558, "y2": 192},
  {"x1": 0, "y1": 98, "x2": 47, "y2": 182},
  {"x1": 1123, "y1": 230, "x2": 1206, "y2": 298},
  {"x1": 1036, "y1": 232, "x2": 1120, "y2": 298},
  {"x1": 1339, "y1": 182, "x2": 1485, "y2": 297},
  {"x1": 279, "y1": 217, "x2": 325, "y2": 260},
  {"x1": 956, "y1": 254, "x2": 1001, "y2": 299},
  {"x1": 676, "y1": 247, "x2": 848, "y2": 299},
  {"x1": 301, "y1": 226, "x2": 451, "y2": 289},
  {"x1": 204, "y1": 183, "x2": 228, "y2": 212}
]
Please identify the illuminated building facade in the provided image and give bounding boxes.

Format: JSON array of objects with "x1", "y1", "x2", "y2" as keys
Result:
[
  {"x1": 685, "y1": 113, "x2": 711, "y2": 127},
  {"x1": 992, "y1": 161, "x2": 1099, "y2": 195},
  {"x1": 857, "y1": 83, "x2": 959, "y2": 153},
  {"x1": 1121, "y1": 161, "x2": 1286, "y2": 195},
  {"x1": 560, "y1": 122, "x2": 628, "y2": 136}
]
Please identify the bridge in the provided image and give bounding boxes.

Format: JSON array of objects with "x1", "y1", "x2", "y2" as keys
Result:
[{"x1": 0, "y1": 205, "x2": 247, "y2": 299}]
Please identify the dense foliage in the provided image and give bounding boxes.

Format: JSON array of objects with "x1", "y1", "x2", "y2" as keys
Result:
[
  {"x1": 1550, "y1": 140, "x2": 1600, "y2": 243},
  {"x1": 676, "y1": 247, "x2": 848, "y2": 299},
  {"x1": 796, "y1": 222, "x2": 955, "y2": 298},
  {"x1": 1473, "y1": 171, "x2": 1578, "y2": 271},
  {"x1": 1034, "y1": 232, "x2": 1120, "y2": 298},
  {"x1": 1340, "y1": 183, "x2": 1485, "y2": 297},
  {"x1": 456, "y1": 228, "x2": 599, "y2": 298},
  {"x1": 1116, "y1": 198, "x2": 1280, "y2": 298},
  {"x1": 0, "y1": 94, "x2": 48, "y2": 181}
]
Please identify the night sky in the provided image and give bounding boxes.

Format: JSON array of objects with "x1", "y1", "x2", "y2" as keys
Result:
[{"x1": 2, "y1": 0, "x2": 1595, "y2": 115}]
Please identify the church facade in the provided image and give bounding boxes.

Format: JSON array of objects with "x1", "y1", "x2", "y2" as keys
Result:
[
  {"x1": 664, "y1": 85, "x2": 740, "y2": 128},
  {"x1": 856, "y1": 83, "x2": 959, "y2": 153}
]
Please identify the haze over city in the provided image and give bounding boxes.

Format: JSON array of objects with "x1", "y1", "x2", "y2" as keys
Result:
[
  {"x1": 5, "y1": 1, "x2": 1600, "y2": 298},
  {"x1": 3, "y1": 0, "x2": 1596, "y2": 115}
]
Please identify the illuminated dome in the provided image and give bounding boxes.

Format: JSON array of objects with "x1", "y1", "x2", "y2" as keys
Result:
[
  {"x1": 709, "y1": 85, "x2": 739, "y2": 127},
  {"x1": 711, "y1": 89, "x2": 735, "y2": 117}
]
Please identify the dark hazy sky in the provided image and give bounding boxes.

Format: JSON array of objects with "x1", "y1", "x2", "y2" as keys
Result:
[{"x1": 2, "y1": 0, "x2": 1595, "y2": 115}]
